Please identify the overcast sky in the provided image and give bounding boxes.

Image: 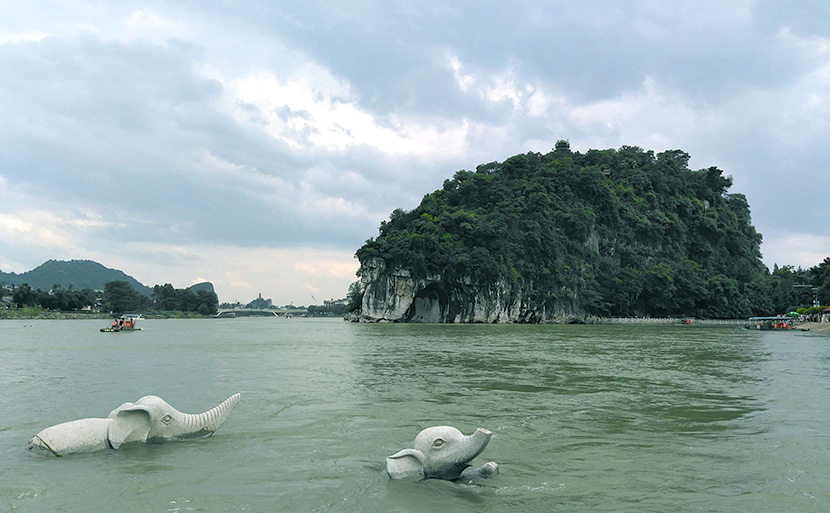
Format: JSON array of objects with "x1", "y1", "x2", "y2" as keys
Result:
[{"x1": 2, "y1": 1, "x2": 829, "y2": 305}]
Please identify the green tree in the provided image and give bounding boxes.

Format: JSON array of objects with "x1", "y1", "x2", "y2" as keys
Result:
[
  {"x1": 195, "y1": 290, "x2": 218, "y2": 315},
  {"x1": 12, "y1": 283, "x2": 38, "y2": 308},
  {"x1": 104, "y1": 280, "x2": 150, "y2": 313},
  {"x1": 152, "y1": 283, "x2": 217, "y2": 314},
  {"x1": 638, "y1": 263, "x2": 678, "y2": 316},
  {"x1": 812, "y1": 257, "x2": 830, "y2": 305},
  {"x1": 153, "y1": 283, "x2": 179, "y2": 310}
]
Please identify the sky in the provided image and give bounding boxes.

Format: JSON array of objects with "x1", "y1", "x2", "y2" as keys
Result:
[{"x1": 1, "y1": 1, "x2": 829, "y2": 305}]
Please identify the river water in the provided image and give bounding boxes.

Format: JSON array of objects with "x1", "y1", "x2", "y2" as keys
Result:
[{"x1": 2, "y1": 318, "x2": 829, "y2": 512}]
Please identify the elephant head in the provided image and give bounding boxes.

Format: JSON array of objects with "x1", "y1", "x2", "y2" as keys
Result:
[
  {"x1": 386, "y1": 426, "x2": 498, "y2": 482},
  {"x1": 27, "y1": 393, "x2": 241, "y2": 456}
]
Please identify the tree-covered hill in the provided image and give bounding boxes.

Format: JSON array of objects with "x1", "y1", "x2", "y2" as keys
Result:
[
  {"x1": 2, "y1": 260, "x2": 219, "y2": 315},
  {"x1": 1, "y1": 259, "x2": 216, "y2": 302},
  {"x1": 356, "y1": 142, "x2": 776, "y2": 320},
  {"x1": 0, "y1": 259, "x2": 153, "y2": 296}
]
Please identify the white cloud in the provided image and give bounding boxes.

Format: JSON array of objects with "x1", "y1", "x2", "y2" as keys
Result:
[
  {"x1": 526, "y1": 86, "x2": 560, "y2": 118},
  {"x1": 448, "y1": 54, "x2": 474, "y2": 92},
  {"x1": 0, "y1": 31, "x2": 50, "y2": 45},
  {"x1": 189, "y1": 148, "x2": 295, "y2": 202},
  {"x1": 227, "y1": 69, "x2": 394, "y2": 152},
  {"x1": 124, "y1": 9, "x2": 178, "y2": 39},
  {"x1": 0, "y1": 215, "x2": 32, "y2": 236},
  {"x1": 777, "y1": 26, "x2": 830, "y2": 57},
  {"x1": 762, "y1": 232, "x2": 830, "y2": 270},
  {"x1": 223, "y1": 70, "x2": 470, "y2": 159},
  {"x1": 486, "y1": 76, "x2": 522, "y2": 107},
  {"x1": 0, "y1": 208, "x2": 119, "y2": 255}
]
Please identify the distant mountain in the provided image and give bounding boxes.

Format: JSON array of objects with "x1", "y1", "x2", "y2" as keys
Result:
[
  {"x1": 187, "y1": 281, "x2": 216, "y2": 294},
  {"x1": 0, "y1": 259, "x2": 212, "y2": 297}
]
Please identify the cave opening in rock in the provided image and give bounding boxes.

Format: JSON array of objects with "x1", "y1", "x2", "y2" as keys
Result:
[{"x1": 407, "y1": 284, "x2": 449, "y2": 323}]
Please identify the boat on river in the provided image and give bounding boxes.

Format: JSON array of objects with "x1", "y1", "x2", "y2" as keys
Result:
[
  {"x1": 743, "y1": 316, "x2": 809, "y2": 331},
  {"x1": 100, "y1": 314, "x2": 141, "y2": 332}
]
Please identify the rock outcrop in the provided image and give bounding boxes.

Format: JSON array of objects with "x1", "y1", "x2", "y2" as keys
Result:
[
  {"x1": 353, "y1": 145, "x2": 771, "y2": 320},
  {"x1": 357, "y1": 258, "x2": 586, "y2": 323}
]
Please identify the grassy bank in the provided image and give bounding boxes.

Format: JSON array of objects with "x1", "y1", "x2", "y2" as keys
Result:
[{"x1": 0, "y1": 308, "x2": 111, "y2": 320}]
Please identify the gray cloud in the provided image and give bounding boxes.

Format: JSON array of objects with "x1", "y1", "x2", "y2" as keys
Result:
[{"x1": 1, "y1": 0, "x2": 828, "y2": 303}]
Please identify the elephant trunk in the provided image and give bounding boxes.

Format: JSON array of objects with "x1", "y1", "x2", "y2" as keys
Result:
[
  {"x1": 455, "y1": 428, "x2": 492, "y2": 465},
  {"x1": 179, "y1": 393, "x2": 241, "y2": 438}
]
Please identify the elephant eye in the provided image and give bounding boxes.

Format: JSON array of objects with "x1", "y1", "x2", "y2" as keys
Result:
[
  {"x1": 161, "y1": 414, "x2": 173, "y2": 424},
  {"x1": 432, "y1": 438, "x2": 445, "y2": 448}
]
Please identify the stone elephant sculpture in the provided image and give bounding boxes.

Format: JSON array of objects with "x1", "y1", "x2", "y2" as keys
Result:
[
  {"x1": 27, "y1": 393, "x2": 241, "y2": 456},
  {"x1": 386, "y1": 426, "x2": 499, "y2": 483}
]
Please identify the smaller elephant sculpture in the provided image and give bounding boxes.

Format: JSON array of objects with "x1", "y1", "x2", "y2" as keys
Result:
[
  {"x1": 27, "y1": 393, "x2": 241, "y2": 456},
  {"x1": 386, "y1": 425, "x2": 499, "y2": 484}
]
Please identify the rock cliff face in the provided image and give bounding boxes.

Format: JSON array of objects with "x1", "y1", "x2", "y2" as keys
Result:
[{"x1": 357, "y1": 258, "x2": 586, "y2": 323}]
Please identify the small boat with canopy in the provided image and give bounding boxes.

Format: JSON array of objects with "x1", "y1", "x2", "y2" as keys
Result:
[{"x1": 100, "y1": 314, "x2": 142, "y2": 332}]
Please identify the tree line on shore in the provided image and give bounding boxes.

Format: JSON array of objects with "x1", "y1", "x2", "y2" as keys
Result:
[
  {"x1": 3, "y1": 280, "x2": 359, "y2": 318},
  {"x1": 3, "y1": 280, "x2": 219, "y2": 316}
]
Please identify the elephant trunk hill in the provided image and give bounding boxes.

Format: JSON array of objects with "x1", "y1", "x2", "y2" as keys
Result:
[{"x1": 354, "y1": 142, "x2": 770, "y2": 323}]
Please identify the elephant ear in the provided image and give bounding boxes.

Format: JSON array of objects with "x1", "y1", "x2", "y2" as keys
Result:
[
  {"x1": 386, "y1": 448, "x2": 426, "y2": 480},
  {"x1": 107, "y1": 401, "x2": 136, "y2": 417},
  {"x1": 108, "y1": 406, "x2": 152, "y2": 449}
]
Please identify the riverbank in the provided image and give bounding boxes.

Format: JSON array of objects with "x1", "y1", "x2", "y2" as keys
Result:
[
  {"x1": 0, "y1": 309, "x2": 110, "y2": 320},
  {"x1": 4, "y1": 310, "x2": 830, "y2": 334},
  {"x1": 0, "y1": 309, "x2": 206, "y2": 320},
  {"x1": 797, "y1": 322, "x2": 830, "y2": 334}
]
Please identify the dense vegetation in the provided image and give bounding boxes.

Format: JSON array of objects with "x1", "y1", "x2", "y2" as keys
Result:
[
  {"x1": 151, "y1": 283, "x2": 219, "y2": 315},
  {"x1": 10, "y1": 283, "x2": 98, "y2": 311},
  {"x1": 356, "y1": 142, "x2": 828, "y2": 319},
  {"x1": 5, "y1": 280, "x2": 218, "y2": 316}
]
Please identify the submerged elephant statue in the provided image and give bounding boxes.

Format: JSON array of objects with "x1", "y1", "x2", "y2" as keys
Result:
[
  {"x1": 386, "y1": 426, "x2": 499, "y2": 483},
  {"x1": 27, "y1": 393, "x2": 241, "y2": 456}
]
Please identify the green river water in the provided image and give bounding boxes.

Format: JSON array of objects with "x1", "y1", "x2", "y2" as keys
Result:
[{"x1": 1, "y1": 318, "x2": 829, "y2": 512}]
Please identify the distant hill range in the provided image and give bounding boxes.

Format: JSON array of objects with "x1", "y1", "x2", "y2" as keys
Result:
[{"x1": 0, "y1": 259, "x2": 214, "y2": 297}]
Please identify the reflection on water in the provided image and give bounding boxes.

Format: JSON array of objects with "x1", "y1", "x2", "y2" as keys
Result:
[{"x1": 1, "y1": 319, "x2": 829, "y2": 512}]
